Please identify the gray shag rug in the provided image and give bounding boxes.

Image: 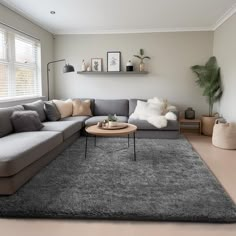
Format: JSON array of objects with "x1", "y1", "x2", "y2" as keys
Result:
[{"x1": 0, "y1": 137, "x2": 236, "y2": 223}]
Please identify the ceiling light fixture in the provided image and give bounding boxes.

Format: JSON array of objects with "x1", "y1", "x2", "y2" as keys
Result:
[{"x1": 50, "y1": 11, "x2": 56, "y2": 14}]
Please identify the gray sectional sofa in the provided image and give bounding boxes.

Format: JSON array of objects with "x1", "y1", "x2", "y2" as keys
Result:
[{"x1": 0, "y1": 98, "x2": 179, "y2": 195}]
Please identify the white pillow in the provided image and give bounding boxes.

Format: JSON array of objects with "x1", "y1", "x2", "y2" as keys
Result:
[
  {"x1": 165, "y1": 111, "x2": 177, "y2": 120},
  {"x1": 133, "y1": 100, "x2": 164, "y2": 119},
  {"x1": 148, "y1": 97, "x2": 166, "y2": 114},
  {"x1": 53, "y1": 99, "x2": 73, "y2": 118}
]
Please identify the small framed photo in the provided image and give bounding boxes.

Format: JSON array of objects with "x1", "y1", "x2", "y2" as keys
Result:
[
  {"x1": 107, "y1": 51, "x2": 121, "y2": 72},
  {"x1": 91, "y1": 58, "x2": 103, "y2": 72}
]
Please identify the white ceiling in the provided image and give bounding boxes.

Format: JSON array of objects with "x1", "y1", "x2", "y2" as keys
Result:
[{"x1": 1, "y1": 0, "x2": 236, "y2": 34}]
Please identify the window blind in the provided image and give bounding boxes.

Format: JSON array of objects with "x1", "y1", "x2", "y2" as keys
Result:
[{"x1": 0, "y1": 27, "x2": 41, "y2": 100}]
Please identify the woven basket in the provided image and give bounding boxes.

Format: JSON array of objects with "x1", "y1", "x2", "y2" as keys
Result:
[{"x1": 212, "y1": 120, "x2": 236, "y2": 150}]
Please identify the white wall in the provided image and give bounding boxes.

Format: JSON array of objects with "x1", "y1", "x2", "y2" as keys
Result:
[
  {"x1": 213, "y1": 13, "x2": 236, "y2": 122},
  {"x1": 54, "y1": 32, "x2": 213, "y2": 116},
  {"x1": 0, "y1": 4, "x2": 54, "y2": 107}
]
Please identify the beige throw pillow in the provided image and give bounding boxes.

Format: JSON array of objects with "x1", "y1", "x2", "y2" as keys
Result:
[
  {"x1": 72, "y1": 99, "x2": 92, "y2": 116},
  {"x1": 53, "y1": 99, "x2": 73, "y2": 118}
]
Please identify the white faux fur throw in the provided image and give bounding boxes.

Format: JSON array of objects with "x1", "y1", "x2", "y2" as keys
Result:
[
  {"x1": 130, "y1": 111, "x2": 177, "y2": 128},
  {"x1": 130, "y1": 98, "x2": 177, "y2": 128}
]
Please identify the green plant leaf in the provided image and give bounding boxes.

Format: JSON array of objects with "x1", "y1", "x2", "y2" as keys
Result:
[
  {"x1": 133, "y1": 55, "x2": 142, "y2": 59},
  {"x1": 140, "y1": 49, "x2": 144, "y2": 56},
  {"x1": 143, "y1": 56, "x2": 151, "y2": 60}
]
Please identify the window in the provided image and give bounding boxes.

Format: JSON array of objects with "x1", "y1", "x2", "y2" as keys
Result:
[{"x1": 0, "y1": 27, "x2": 41, "y2": 100}]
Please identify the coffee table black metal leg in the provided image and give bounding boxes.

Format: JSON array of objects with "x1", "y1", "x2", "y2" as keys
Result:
[
  {"x1": 133, "y1": 132, "x2": 136, "y2": 161},
  {"x1": 85, "y1": 133, "x2": 88, "y2": 159},
  {"x1": 128, "y1": 134, "x2": 130, "y2": 147},
  {"x1": 94, "y1": 135, "x2": 97, "y2": 147}
]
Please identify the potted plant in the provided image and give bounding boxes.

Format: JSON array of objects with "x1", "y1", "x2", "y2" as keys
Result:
[
  {"x1": 133, "y1": 49, "x2": 151, "y2": 72},
  {"x1": 191, "y1": 56, "x2": 223, "y2": 136},
  {"x1": 107, "y1": 114, "x2": 118, "y2": 127}
]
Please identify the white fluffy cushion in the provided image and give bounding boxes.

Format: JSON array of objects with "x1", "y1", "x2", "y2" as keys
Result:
[
  {"x1": 165, "y1": 111, "x2": 177, "y2": 120},
  {"x1": 148, "y1": 97, "x2": 167, "y2": 114},
  {"x1": 53, "y1": 99, "x2": 73, "y2": 118},
  {"x1": 147, "y1": 116, "x2": 167, "y2": 129},
  {"x1": 133, "y1": 100, "x2": 164, "y2": 119}
]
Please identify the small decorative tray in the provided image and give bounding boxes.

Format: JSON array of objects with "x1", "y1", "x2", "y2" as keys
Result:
[{"x1": 99, "y1": 123, "x2": 128, "y2": 130}]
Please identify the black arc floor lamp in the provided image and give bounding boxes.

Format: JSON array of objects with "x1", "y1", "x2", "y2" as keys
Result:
[{"x1": 47, "y1": 59, "x2": 75, "y2": 100}]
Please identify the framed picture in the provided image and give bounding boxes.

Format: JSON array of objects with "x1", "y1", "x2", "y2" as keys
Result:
[
  {"x1": 107, "y1": 51, "x2": 121, "y2": 72},
  {"x1": 91, "y1": 58, "x2": 103, "y2": 72}
]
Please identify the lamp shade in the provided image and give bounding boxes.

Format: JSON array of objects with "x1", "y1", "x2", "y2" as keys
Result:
[{"x1": 63, "y1": 64, "x2": 75, "y2": 73}]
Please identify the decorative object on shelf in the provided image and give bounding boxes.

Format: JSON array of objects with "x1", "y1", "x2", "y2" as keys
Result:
[
  {"x1": 133, "y1": 49, "x2": 151, "y2": 72},
  {"x1": 126, "y1": 60, "x2": 133, "y2": 72},
  {"x1": 91, "y1": 58, "x2": 103, "y2": 72},
  {"x1": 81, "y1": 60, "x2": 86, "y2": 71},
  {"x1": 191, "y1": 56, "x2": 223, "y2": 136},
  {"x1": 212, "y1": 120, "x2": 236, "y2": 150},
  {"x1": 107, "y1": 51, "x2": 121, "y2": 72},
  {"x1": 86, "y1": 64, "x2": 91, "y2": 72},
  {"x1": 185, "y1": 107, "x2": 195, "y2": 120},
  {"x1": 47, "y1": 59, "x2": 74, "y2": 100}
]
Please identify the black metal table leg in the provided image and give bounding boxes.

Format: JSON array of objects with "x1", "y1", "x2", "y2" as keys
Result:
[
  {"x1": 128, "y1": 134, "x2": 130, "y2": 147},
  {"x1": 94, "y1": 135, "x2": 97, "y2": 147},
  {"x1": 133, "y1": 132, "x2": 136, "y2": 161},
  {"x1": 85, "y1": 133, "x2": 88, "y2": 159}
]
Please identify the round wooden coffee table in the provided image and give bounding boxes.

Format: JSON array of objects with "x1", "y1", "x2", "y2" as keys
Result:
[{"x1": 85, "y1": 123, "x2": 137, "y2": 161}]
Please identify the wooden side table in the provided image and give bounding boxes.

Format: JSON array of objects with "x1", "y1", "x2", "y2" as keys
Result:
[{"x1": 179, "y1": 119, "x2": 202, "y2": 134}]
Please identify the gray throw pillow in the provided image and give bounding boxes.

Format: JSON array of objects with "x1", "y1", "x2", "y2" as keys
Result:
[
  {"x1": 44, "y1": 101, "x2": 61, "y2": 121},
  {"x1": 23, "y1": 100, "x2": 46, "y2": 122},
  {"x1": 11, "y1": 111, "x2": 44, "y2": 133}
]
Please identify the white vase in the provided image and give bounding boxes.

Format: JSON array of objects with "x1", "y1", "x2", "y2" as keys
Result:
[
  {"x1": 139, "y1": 61, "x2": 145, "y2": 72},
  {"x1": 109, "y1": 121, "x2": 118, "y2": 127},
  {"x1": 87, "y1": 66, "x2": 91, "y2": 72},
  {"x1": 81, "y1": 60, "x2": 86, "y2": 72}
]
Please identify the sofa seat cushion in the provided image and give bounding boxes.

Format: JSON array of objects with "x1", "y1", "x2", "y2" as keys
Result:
[
  {"x1": 41, "y1": 121, "x2": 81, "y2": 140},
  {"x1": 60, "y1": 116, "x2": 89, "y2": 125},
  {"x1": 0, "y1": 131, "x2": 63, "y2": 177},
  {"x1": 85, "y1": 116, "x2": 128, "y2": 126},
  {"x1": 128, "y1": 118, "x2": 179, "y2": 131}
]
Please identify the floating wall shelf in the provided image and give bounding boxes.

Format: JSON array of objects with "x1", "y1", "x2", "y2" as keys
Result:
[{"x1": 77, "y1": 71, "x2": 148, "y2": 75}]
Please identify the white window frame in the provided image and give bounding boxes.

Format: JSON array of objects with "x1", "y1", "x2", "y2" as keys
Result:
[{"x1": 0, "y1": 26, "x2": 42, "y2": 102}]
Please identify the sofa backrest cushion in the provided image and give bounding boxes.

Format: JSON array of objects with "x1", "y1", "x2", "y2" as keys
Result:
[
  {"x1": 129, "y1": 99, "x2": 146, "y2": 115},
  {"x1": 23, "y1": 100, "x2": 46, "y2": 122},
  {"x1": 0, "y1": 105, "x2": 24, "y2": 138},
  {"x1": 94, "y1": 99, "x2": 129, "y2": 116}
]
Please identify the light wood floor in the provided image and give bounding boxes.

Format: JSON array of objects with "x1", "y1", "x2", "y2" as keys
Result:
[{"x1": 0, "y1": 133, "x2": 236, "y2": 236}]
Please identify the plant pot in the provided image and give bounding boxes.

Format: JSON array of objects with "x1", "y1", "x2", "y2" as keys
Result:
[
  {"x1": 201, "y1": 116, "x2": 218, "y2": 136},
  {"x1": 108, "y1": 121, "x2": 118, "y2": 127}
]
